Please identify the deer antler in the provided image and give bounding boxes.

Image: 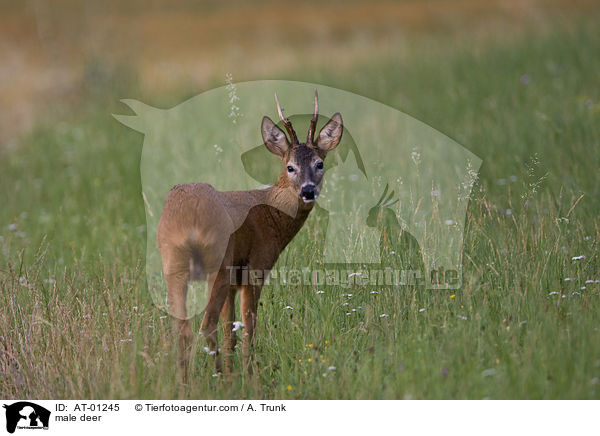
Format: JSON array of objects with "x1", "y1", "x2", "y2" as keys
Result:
[
  {"x1": 274, "y1": 93, "x2": 299, "y2": 145},
  {"x1": 307, "y1": 89, "x2": 319, "y2": 145}
]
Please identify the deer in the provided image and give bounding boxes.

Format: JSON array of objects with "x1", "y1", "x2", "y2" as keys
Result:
[{"x1": 157, "y1": 91, "x2": 343, "y2": 376}]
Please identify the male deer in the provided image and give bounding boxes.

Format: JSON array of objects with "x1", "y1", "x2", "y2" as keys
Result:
[{"x1": 157, "y1": 91, "x2": 343, "y2": 375}]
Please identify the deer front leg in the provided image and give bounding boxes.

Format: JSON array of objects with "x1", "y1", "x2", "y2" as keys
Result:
[
  {"x1": 241, "y1": 284, "x2": 262, "y2": 374},
  {"x1": 220, "y1": 287, "x2": 237, "y2": 375},
  {"x1": 200, "y1": 273, "x2": 230, "y2": 374}
]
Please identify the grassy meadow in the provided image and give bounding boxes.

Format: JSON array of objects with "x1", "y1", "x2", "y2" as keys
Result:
[{"x1": 1, "y1": 2, "x2": 599, "y2": 399}]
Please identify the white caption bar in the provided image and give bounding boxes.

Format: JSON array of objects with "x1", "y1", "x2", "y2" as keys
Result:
[{"x1": 0, "y1": 400, "x2": 596, "y2": 435}]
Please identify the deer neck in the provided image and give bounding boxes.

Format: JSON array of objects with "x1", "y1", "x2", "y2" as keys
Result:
[
  {"x1": 260, "y1": 172, "x2": 314, "y2": 247},
  {"x1": 262, "y1": 172, "x2": 313, "y2": 216}
]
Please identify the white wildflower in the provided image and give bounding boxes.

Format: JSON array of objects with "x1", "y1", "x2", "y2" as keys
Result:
[{"x1": 411, "y1": 149, "x2": 421, "y2": 166}]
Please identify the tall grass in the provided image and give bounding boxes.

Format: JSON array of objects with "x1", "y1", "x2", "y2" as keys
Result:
[{"x1": 1, "y1": 15, "x2": 599, "y2": 399}]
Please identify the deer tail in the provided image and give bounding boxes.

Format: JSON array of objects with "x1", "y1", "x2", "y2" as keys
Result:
[{"x1": 189, "y1": 249, "x2": 206, "y2": 281}]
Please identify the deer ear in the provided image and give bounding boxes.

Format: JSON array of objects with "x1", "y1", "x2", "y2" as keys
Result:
[
  {"x1": 316, "y1": 113, "x2": 343, "y2": 152},
  {"x1": 262, "y1": 116, "x2": 290, "y2": 158}
]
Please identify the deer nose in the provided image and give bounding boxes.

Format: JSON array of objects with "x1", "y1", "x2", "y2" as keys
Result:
[{"x1": 301, "y1": 184, "x2": 316, "y2": 201}]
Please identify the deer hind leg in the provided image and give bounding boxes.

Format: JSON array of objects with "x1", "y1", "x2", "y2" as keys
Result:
[
  {"x1": 200, "y1": 271, "x2": 230, "y2": 374},
  {"x1": 163, "y1": 249, "x2": 192, "y2": 377},
  {"x1": 241, "y1": 284, "x2": 262, "y2": 375},
  {"x1": 220, "y1": 287, "x2": 238, "y2": 374}
]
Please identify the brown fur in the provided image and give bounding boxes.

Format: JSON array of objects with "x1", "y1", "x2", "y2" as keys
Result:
[{"x1": 157, "y1": 94, "x2": 343, "y2": 376}]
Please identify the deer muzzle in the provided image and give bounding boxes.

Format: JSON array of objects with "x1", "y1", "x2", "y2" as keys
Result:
[{"x1": 300, "y1": 184, "x2": 318, "y2": 203}]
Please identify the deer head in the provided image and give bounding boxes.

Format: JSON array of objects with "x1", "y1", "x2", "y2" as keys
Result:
[
  {"x1": 261, "y1": 90, "x2": 343, "y2": 204},
  {"x1": 367, "y1": 184, "x2": 399, "y2": 227}
]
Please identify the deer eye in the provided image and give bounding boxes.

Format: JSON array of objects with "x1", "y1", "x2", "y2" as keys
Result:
[
  {"x1": 316, "y1": 161, "x2": 324, "y2": 170},
  {"x1": 287, "y1": 165, "x2": 295, "y2": 173}
]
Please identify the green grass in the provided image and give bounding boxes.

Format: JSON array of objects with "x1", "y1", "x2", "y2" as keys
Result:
[{"x1": 1, "y1": 15, "x2": 599, "y2": 399}]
